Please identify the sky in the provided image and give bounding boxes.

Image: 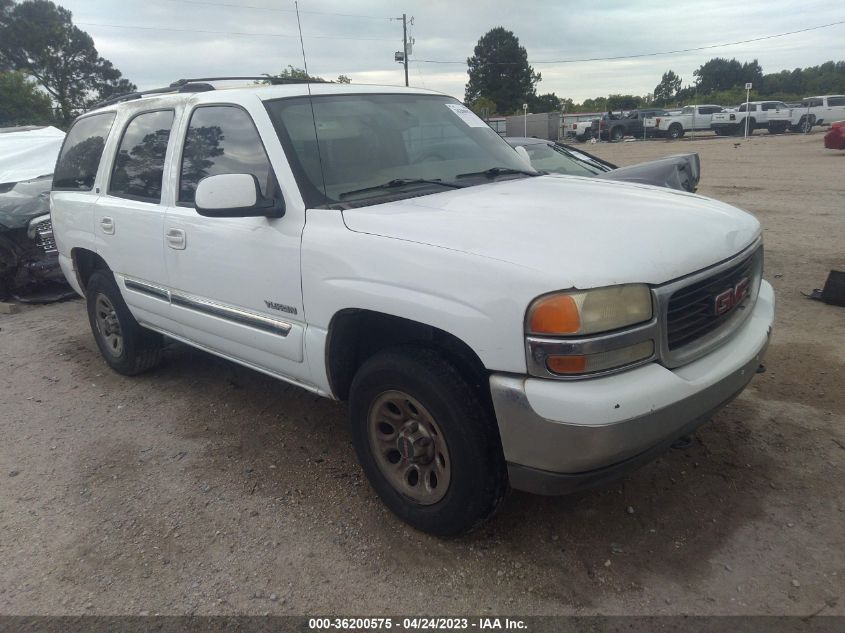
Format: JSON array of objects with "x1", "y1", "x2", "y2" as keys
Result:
[{"x1": 57, "y1": 0, "x2": 845, "y2": 103}]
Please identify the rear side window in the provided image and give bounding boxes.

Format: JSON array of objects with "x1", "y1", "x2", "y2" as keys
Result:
[
  {"x1": 109, "y1": 110, "x2": 175, "y2": 203},
  {"x1": 179, "y1": 106, "x2": 274, "y2": 204},
  {"x1": 53, "y1": 113, "x2": 116, "y2": 191},
  {"x1": 827, "y1": 97, "x2": 845, "y2": 106}
]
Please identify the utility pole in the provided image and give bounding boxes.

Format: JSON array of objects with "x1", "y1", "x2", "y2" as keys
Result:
[{"x1": 402, "y1": 13, "x2": 409, "y2": 87}]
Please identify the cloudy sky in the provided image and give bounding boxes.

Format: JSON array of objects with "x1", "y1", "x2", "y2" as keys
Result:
[{"x1": 59, "y1": 0, "x2": 845, "y2": 102}]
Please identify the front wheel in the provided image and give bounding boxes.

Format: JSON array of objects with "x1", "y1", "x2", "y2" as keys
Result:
[
  {"x1": 349, "y1": 346, "x2": 508, "y2": 536},
  {"x1": 86, "y1": 270, "x2": 163, "y2": 376},
  {"x1": 610, "y1": 126, "x2": 625, "y2": 141},
  {"x1": 667, "y1": 124, "x2": 683, "y2": 139}
]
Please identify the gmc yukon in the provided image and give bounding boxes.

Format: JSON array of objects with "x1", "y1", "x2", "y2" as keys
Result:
[{"x1": 51, "y1": 80, "x2": 774, "y2": 535}]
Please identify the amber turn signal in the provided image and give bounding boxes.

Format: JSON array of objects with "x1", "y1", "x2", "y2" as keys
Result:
[
  {"x1": 528, "y1": 294, "x2": 581, "y2": 335},
  {"x1": 545, "y1": 355, "x2": 588, "y2": 374}
]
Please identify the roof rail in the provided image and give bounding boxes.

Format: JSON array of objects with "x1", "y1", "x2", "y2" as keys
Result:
[{"x1": 91, "y1": 75, "x2": 316, "y2": 110}]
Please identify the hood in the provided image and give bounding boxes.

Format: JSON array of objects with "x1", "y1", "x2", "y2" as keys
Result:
[
  {"x1": 341, "y1": 175, "x2": 761, "y2": 288},
  {"x1": 0, "y1": 126, "x2": 65, "y2": 184},
  {"x1": 0, "y1": 176, "x2": 52, "y2": 230}
]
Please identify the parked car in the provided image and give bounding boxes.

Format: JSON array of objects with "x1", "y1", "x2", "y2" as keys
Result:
[
  {"x1": 796, "y1": 95, "x2": 845, "y2": 127},
  {"x1": 506, "y1": 137, "x2": 700, "y2": 192},
  {"x1": 0, "y1": 126, "x2": 67, "y2": 299},
  {"x1": 566, "y1": 120, "x2": 594, "y2": 142},
  {"x1": 644, "y1": 105, "x2": 725, "y2": 139},
  {"x1": 592, "y1": 109, "x2": 671, "y2": 141},
  {"x1": 824, "y1": 120, "x2": 845, "y2": 149},
  {"x1": 710, "y1": 101, "x2": 794, "y2": 136},
  {"x1": 52, "y1": 81, "x2": 774, "y2": 535}
]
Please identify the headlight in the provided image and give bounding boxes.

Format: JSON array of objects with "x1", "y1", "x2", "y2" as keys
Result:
[{"x1": 527, "y1": 284, "x2": 653, "y2": 336}]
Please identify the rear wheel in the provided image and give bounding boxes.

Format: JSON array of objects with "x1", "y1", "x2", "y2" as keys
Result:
[
  {"x1": 667, "y1": 123, "x2": 683, "y2": 139},
  {"x1": 349, "y1": 346, "x2": 508, "y2": 536},
  {"x1": 86, "y1": 270, "x2": 162, "y2": 376},
  {"x1": 610, "y1": 126, "x2": 625, "y2": 141}
]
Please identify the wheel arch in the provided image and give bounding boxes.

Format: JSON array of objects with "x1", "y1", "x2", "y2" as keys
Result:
[
  {"x1": 71, "y1": 247, "x2": 110, "y2": 293},
  {"x1": 325, "y1": 308, "x2": 491, "y2": 407}
]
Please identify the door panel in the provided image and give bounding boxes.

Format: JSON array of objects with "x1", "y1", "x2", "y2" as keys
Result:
[
  {"x1": 95, "y1": 109, "x2": 176, "y2": 330},
  {"x1": 164, "y1": 104, "x2": 306, "y2": 380}
]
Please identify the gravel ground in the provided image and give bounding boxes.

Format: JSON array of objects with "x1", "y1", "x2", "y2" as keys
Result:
[{"x1": 1, "y1": 131, "x2": 843, "y2": 617}]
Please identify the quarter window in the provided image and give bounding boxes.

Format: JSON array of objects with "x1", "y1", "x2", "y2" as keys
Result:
[
  {"x1": 53, "y1": 113, "x2": 116, "y2": 191},
  {"x1": 109, "y1": 110, "x2": 174, "y2": 203},
  {"x1": 179, "y1": 106, "x2": 275, "y2": 204},
  {"x1": 827, "y1": 97, "x2": 845, "y2": 107}
]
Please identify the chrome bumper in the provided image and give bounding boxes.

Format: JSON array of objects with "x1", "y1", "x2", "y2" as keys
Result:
[{"x1": 491, "y1": 280, "x2": 774, "y2": 495}]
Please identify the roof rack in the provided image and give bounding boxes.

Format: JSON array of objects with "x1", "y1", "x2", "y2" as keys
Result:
[{"x1": 92, "y1": 75, "x2": 316, "y2": 110}]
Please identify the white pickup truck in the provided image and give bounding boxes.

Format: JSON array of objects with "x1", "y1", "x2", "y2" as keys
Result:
[
  {"x1": 710, "y1": 101, "x2": 792, "y2": 135},
  {"x1": 644, "y1": 105, "x2": 725, "y2": 139},
  {"x1": 51, "y1": 80, "x2": 774, "y2": 535}
]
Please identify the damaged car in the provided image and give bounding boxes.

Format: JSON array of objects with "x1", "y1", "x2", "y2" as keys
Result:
[
  {"x1": 507, "y1": 137, "x2": 701, "y2": 193},
  {"x1": 0, "y1": 126, "x2": 67, "y2": 299}
]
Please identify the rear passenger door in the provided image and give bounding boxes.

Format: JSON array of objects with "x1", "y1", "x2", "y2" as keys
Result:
[
  {"x1": 825, "y1": 96, "x2": 845, "y2": 122},
  {"x1": 163, "y1": 102, "x2": 307, "y2": 381},
  {"x1": 94, "y1": 109, "x2": 177, "y2": 332}
]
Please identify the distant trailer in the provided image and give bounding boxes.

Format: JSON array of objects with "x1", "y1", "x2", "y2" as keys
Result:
[{"x1": 506, "y1": 112, "x2": 562, "y2": 140}]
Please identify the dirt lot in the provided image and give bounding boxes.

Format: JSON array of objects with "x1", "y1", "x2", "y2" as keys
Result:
[{"x1": 1, "y1": 132, "x2": 843, "y2": 617}]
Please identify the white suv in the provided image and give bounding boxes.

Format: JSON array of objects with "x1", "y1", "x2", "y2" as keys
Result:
[{"x1": 51, "y1": 79, "x2": 774, "y2": 535}]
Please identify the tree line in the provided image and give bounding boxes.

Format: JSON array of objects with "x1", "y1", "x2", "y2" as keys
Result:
[
  {"x1": 465, "y1": 27, "x2": 845, "y2": 115},
  {"x1": 0, "y1": 0, "x2": 352, "y2": 129}
]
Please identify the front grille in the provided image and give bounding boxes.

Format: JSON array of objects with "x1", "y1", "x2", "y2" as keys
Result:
[
  {"x1": 33, "y1": 219, "x2": 57, "y2": 253},
  {"x1": 666, "y1": 248, "x2": 760, "y2": 351}
]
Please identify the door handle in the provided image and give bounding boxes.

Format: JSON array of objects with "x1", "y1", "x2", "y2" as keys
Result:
[
  {"x1": 166, "y1": 228, "x2": 186, "y2": 250},
  {"x1": 100, "y1": 217, "x2": 115, "y2": 235}
]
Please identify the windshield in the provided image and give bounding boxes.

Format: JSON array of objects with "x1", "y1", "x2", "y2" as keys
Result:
[
  {"x1": 519, "y1": 142, "x2": 605, "y2": 177},
  {"x1": 264, "y1": 94, "x2": 537, "y2": 208}
]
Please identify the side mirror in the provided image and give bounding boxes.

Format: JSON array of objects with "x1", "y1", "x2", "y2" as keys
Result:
[{"x1": 194, "y1": 173, "x2": 285, "y2": 218}]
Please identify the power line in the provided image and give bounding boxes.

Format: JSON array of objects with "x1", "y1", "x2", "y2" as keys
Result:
[
  {"x1": 76, "y1": 21, "x2": 397, "y2": 42},
  {"x1": 414, "y1": 19, "x2": 845, "y2": 65},
  {"x1": 144, "y1": 0, "x2": 393, "y2": 20}
]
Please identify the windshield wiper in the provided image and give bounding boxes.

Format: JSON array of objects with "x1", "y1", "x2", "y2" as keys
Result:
[
  {"x1": 456, "y1": 167, "x2": 538, "y2": 180},
  {"x1": 339, "y1": 178, "x2": 464, "y2": 199}
]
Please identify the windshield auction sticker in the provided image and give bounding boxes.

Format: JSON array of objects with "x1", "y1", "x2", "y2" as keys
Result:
[{"x1": 444, "y1": 103, "x2": 488, "y2": 127}]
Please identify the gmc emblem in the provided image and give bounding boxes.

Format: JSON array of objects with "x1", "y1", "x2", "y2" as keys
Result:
[{"x1": 714, "y1": 277, "x2": 750, "y2": 316}]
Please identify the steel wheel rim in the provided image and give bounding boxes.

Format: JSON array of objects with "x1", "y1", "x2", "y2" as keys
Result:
[
  {"x1": 367, "y1": 390, "x2": 451, "y2": 505},
  {"x1": 94, "y1": 293, "x2": 123, "y2": 357}
]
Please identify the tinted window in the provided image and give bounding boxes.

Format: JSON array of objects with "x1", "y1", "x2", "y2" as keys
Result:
[
  {"x1": 802, "y1": 98, "x2": 823, "y2": 108},
  {"x1": 109, "y1": 110, "x2": 174, "y2": 203},
  {"x1": 53, "y1": 113, "x2": 116, "y2": 191},
  {"x1": 827, "y1": 97, "x2": 845, "y2": 106},
  {"x1": 179, "y1": 106, "x2": 274, "y2": 204}
]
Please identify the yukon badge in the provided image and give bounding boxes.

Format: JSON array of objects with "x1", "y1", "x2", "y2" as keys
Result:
[
  {"x1": 714, "y1": 277, "x2": 750, "y2": 316},
  {"x1": 264, "y1": 300, "x2": 298, "y2": 315}
]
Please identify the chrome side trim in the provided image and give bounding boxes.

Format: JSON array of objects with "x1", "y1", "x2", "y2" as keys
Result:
[
  {"x1": 170, "y1": 291, "x2": 292, "y2": 337},
  {"x1": 124, "y1": 278, "x2": 171, "y2": 302},
  {"x1": 122, "y1": 276, "x2": 292, "y2": 337}
]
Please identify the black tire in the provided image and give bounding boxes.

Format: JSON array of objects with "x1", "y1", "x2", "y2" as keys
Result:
[
  {"x1": 746, "y1": 118, "x2": 756, "y2": 135},
  {"x1": 667, "y1": 123, "x2": 683, "y2": 140},
  {"x1": 349, "y1": 345, "x2": 508, "y2": 536},
  {"x1": 610, "y1": 126, "x2": 625, "y2": 141},
  {"x1": 86, "y1": 269, "x2": 162, "y2": 376},
  {"x1": 796, "y1": 118, "x2": 813, "y2": 134}
]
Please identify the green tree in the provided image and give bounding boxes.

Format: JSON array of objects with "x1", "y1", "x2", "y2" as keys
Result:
[
  {"x1": 653, "y1": 70, "x2": 682, "y2": 105},
  {"x1": 263, "y1": 65, "x2": 326, "y2": 83},
  {"x1": 0, "y1": 0, "x2": 136, "y2": 124},
  {"x1": 529, "y1": 92, "x2": 562, "y2": 112},
  {"x1": 468, "y1": 95, "x2": 497, "y2": 118},
  {"x1": 606, "y1": 94, "x2": 642, "y2": 111},
  {"x1": 465, "y1": 27, "x2": 540, "y2": 115},
  {"x1": 0, "y1": 70, "x2": 54, "y2": 125},
  {"x1": 336, "y1": 74, "x2": 351, "y2": 84}
]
